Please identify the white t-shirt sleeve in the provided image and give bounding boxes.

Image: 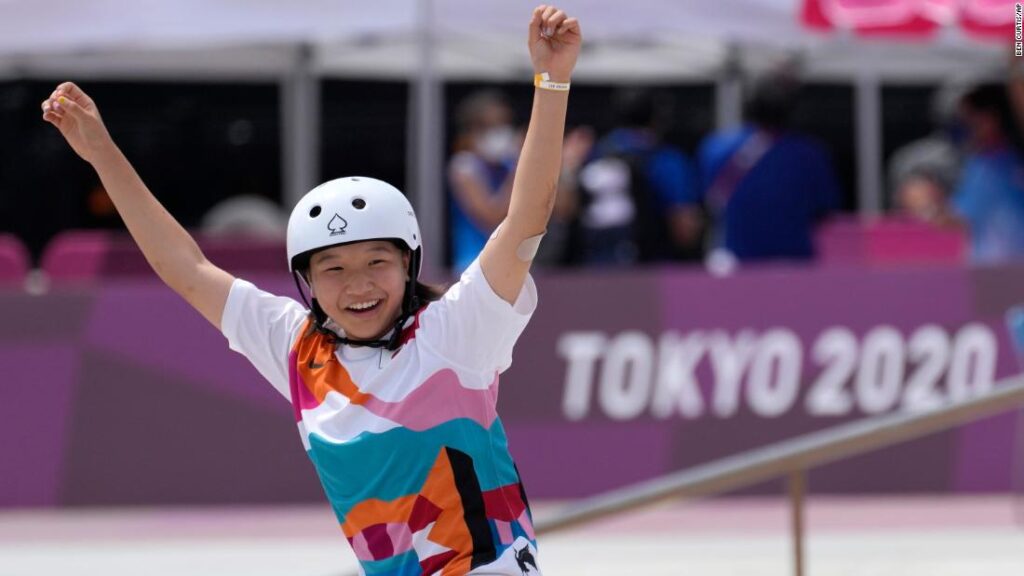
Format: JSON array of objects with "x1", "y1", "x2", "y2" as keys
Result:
[
  {"x1": 220, "y1": 278, "x2": 309, "y2": 400},
  {"x1": 417, "y1": 258, "x2": 538, "y2": 374}
]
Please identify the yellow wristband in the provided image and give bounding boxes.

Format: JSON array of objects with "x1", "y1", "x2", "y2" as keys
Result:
[{"x1": 534, "y1": 72, "x2": 570, "y2": 92}]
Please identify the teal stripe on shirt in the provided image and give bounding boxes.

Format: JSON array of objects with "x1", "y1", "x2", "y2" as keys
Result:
[{"x1": 306, "y1": 417, "x2": 520, "y2": 519}]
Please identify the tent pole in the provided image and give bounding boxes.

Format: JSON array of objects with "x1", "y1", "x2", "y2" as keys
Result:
[
  {"x1": 715, "y1": 43, "x2": 743, "y2": 130},
  {"x1": 855, "y1": 72, "x2": 882, "y2": 216},
  {"x1": 407, "y1": 0, "x2": 444, "y2": 278},
  {"x1": 280, "y1": 43, "x2": 320, "y2": 210}
]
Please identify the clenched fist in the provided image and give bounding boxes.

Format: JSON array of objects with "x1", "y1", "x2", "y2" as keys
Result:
[
  {"x1": 41, "y1": 82, "x2": 115, "y2": 165},
  {"x1": 528, "y1": 5, "x2": 582, "y2": 84}
]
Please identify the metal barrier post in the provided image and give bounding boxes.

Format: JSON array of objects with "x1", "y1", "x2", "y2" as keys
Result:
[{"x1": 789, "y1": 470, "x2": 805, "y2": 576}]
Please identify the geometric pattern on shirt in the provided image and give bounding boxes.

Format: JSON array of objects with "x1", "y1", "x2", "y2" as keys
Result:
[{"x1": 341, "y1": 446, "x2": 533, "y2": 575}]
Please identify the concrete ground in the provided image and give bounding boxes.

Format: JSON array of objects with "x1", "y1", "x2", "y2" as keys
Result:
[{"x1": 1, "y1": 496, "x2": 1022, "y2": 575}]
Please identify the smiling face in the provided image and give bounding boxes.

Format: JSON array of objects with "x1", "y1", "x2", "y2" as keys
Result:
[{"x1": 306, "y1": 240, "x2": 411, "y2": 341}]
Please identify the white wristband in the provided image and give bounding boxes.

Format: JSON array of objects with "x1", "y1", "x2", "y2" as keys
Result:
[{"x1": 534, "y1": 72, "x2": 570, "y2": 92}]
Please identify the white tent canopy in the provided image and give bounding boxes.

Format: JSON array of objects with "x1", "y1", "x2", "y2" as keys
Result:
[{"x1": 0, "y1": 0, "x2": 1008, "y2": 81}]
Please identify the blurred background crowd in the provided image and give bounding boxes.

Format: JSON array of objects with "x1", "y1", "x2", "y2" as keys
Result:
[
  {"x1": 4, "y1": 63, "x2": 1024, "y2": 278},
  {"x1": 447, "y1": 67, "x2": 1024, "y2": 273}
]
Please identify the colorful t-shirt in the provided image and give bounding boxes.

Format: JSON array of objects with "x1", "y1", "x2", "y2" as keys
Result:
[{"x1": 220, "y1": 259, "x2": 541, "y2": 576}]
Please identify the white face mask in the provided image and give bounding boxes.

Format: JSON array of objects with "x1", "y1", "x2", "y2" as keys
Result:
[{"x1": 476, "y1": 126, "x2": 516, "y2": 162}]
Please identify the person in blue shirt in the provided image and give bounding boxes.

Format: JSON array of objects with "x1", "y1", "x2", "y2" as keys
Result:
[
  {"x1": 698, "y1": 72, "x2": 840, "y2": 263},
  {"x1": 447, "y1": 90, "x2": 519, "y2": 273},
  {"x1": 949, "y1": 83, "x2": 1024, "y2": 264},
  {"x1": 573, "y1": 88, "x2": 702, "y2": 265}
]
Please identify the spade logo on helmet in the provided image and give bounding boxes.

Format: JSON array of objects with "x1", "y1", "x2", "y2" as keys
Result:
[{"x1": 328, "y1": 214, "x2": 348, "y2": 236}]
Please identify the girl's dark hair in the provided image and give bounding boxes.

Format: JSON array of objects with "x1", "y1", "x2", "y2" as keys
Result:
[
  {"x1": 414, "y1": 279, "x2": 447, "y2": 305},
  {"x1": 391, "y1": 240, "x2": 447, "y2": 308}
]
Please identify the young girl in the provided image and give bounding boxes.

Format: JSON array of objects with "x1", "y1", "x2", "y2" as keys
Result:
[{"x1": 41, "y1": 5, "x2": 580, "y2": 575}]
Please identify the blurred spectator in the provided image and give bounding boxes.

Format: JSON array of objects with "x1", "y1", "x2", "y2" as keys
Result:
[
  {"x1": 200, "y1": 195, "x2": 288, "y2": 239},
  {"x1": 534, "y1": 124, "x2": 592, "y2": 267},
  {"x1": 447, "y1": 90, "x2": 519, "y2": 272},
  {"x1": 698, "y1": 70, "x2": 840, "y2": 263},
  {"x1": 949, "y1": 82, "x2": 1024, "y2": 263},
  {"x1": 572, "y1": 88, "x2": 701, "y2": 266},
  {"x1": 888, "y1": 81, "x2": 967, "y2": 223}
]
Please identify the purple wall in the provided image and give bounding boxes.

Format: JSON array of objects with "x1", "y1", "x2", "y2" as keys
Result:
[{"x1": 2, "y1": 263, "x2": 1023, "y2": 508}]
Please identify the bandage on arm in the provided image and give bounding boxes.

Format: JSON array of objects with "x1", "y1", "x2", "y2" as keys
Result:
[{"x1": 491, "y1": 222, "x2": 546, "y2": 262}]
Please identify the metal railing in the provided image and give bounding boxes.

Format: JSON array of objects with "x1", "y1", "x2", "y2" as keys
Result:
[{"x1": 532, "y1": 374, "x2": 1024, "y2": 576}]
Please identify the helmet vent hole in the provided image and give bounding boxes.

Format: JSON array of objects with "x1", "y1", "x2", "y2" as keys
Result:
[
  {"x1": 413, "y1": 233, "x2": 417, "y2": 240},
  {"x1": 309, "y1": 205, "x2": 322, "y2": 218},
  {"x1": 352, "y1": 198, "x2": 366, "y2": 210}
]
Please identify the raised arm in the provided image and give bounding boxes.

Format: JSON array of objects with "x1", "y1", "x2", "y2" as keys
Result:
[
  {"x1": 41, "y1": 82, "x2": 234, "y2": 329},
  {"x1": 479, "y1": 5, "x2": 581, "y2": 304}
]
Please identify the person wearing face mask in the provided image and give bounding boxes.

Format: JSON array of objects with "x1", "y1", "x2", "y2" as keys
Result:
[{"x1": 448, "y1": 90, "x2": 520, "y2": 273}]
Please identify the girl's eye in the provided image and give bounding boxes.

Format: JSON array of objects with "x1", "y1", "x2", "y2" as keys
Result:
[
  {"x1": 369, "y1": 259, "x2": 385, "y2": 266},
  {"x1": 325, "y1": 266, "x2": 343, "y2": 272}
]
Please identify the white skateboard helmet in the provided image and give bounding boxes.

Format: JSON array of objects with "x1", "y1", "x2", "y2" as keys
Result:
[
  {"x1": 287, "y1": 176, "x2": 421, "y2": 274},
  {"x1": 286, "y1": 176, "x2": 423, "y2": 349}
]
